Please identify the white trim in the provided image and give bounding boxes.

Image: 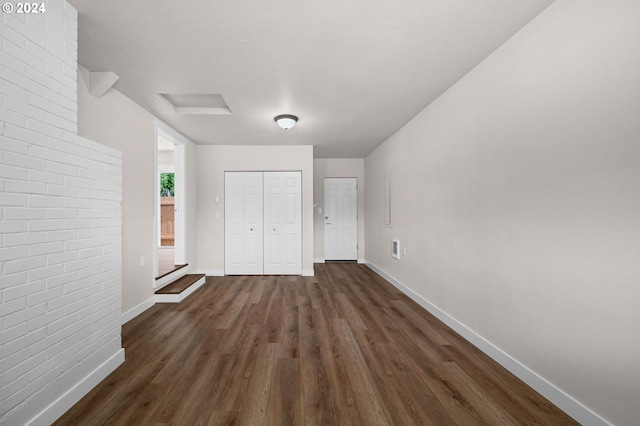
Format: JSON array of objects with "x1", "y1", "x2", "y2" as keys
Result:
[
  {"x1": 199, "y1": 269, "x2": 311, "y2": 277},
  {"x1": 173, "y1": 143, "x2": 186, "y2": 264},
  {"x1": 155, "y1": 275, "x2": 206, "y2": 303},
  {"x1": 121, "y1": 296, "x2": 155, "y2": 325},
  {"x1": 364, "y1": 261, "x2": 609, "y2": 426},
  {"x1": 315, "y1": 259, "x2": 366, "y2": 264},
  {"x1": 28, "y1": 349, "x2": 125, "y2": 426},
  {"x1": 197, "y1": 269, "x2": 224, "y2": 276},
  {"x1": 152, "y1": 122, "x2": 159, "y2": 285}
]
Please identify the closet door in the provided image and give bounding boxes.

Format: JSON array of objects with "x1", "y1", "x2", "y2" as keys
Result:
[
  {"x1": 263, "y1": 172, "x2": 302, "y2": 275},
  {"x1": 225, "y1": 172, "x2": 263, "y2": 275}
]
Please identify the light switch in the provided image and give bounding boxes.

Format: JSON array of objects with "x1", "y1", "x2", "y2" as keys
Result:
[
  {"x1": 139, "y1": 256, "x2": 145, "y2": 267},
  {"x1": 215, "y1": 212, "x2": 221, "y2": 219},
  {"x1": 215, "y1": 197, "x2": 220, "y2": 204}
]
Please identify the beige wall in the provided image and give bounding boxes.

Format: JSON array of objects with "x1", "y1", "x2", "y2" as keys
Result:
[
  {"x1": 313, "y1": 159, "x2": 365, "y2": 261},
  {"x1": 364, "y1": 1, "x2": 640, "y2": 424},
  {"x1": 77, "y1": 66, "x2": 155, "y2": 315},
  {"x1": 196, "y1": 145, "x2": 314, "y2": 274},
  {"x1": 78, "y1": 66, "x2": 199, "y2": 316}
]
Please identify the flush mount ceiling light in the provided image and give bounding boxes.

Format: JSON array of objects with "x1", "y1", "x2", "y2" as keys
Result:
[{"x1": 274, "y1": 114, "x2": 298, "y2": 130}]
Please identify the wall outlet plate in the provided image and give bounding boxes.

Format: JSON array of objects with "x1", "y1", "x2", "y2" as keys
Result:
[{"x1": 392, "y1": 239, "x2": 400, "y2": 260}]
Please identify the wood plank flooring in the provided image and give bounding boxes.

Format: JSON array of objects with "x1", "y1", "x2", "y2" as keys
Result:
[{"x1": 55, "y1": 263, "x2": 577, "y2": 425}]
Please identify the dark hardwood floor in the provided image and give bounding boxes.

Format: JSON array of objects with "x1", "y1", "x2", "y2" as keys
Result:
[{"x1": 55, "y1": 263, "x2": 577, "y2": 425}]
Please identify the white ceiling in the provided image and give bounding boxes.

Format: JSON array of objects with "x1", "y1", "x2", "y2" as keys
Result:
[{"x1": 69, "y1": 0, "x2": 554, "y2": 158}]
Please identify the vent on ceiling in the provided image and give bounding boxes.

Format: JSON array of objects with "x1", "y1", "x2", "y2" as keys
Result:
[{"x1": 159, "y1": 93, "x2": 232, "y2": 115}]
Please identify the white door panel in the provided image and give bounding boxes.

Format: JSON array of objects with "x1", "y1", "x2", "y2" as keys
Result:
[
  {"x1": 225, "y1": 175, "x2": 244, "y2": 271},
  {"x1": 225, "y1": 172, "x2": 263, "y2": 275},
  {"x1": 264, "y1": 171, "x2": 301, "y2": 275},
  {"x1": 226, "y1": 171, "x2": 301, "y2": 275},
  {"x1": 324, "y1": 178, "x2": 357, "y2": 261}
]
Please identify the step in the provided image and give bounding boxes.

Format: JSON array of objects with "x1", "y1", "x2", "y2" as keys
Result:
[
  {"x1": 155, "y1": 274, "x2": 206, "y2": 303},
  {"x1": 154, "y1": 264, "x2": 189, "y2": 289},
  {"x1": 155, "y1": 263, "x2": 188, "y2": 281}
]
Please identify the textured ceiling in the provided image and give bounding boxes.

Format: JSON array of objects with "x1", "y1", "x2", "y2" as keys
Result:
[{"x1": 69, "y1": 0, "x2": 554, "y2": 158}]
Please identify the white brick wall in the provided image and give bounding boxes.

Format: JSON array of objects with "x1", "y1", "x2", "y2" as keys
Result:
[{"x1": 1, "y1": 1, "x2": 124, "y2": 423}]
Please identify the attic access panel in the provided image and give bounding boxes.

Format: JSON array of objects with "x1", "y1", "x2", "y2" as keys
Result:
[{"x1": 159, "y1": 93, "x2": 232, "y2": 115}]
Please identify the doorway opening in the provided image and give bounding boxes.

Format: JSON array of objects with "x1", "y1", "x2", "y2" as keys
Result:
[{"x1": 154, "y1": 121, "x2": 186, "y2": 284}]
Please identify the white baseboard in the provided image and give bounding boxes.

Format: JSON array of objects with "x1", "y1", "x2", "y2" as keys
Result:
[
  {"x1": 364, "y1": 261, "x2": 608, "y2": 426},
  {"x1": 155, "y1": 275, "x2": 206, "y2": 303},
  {"x1": 196, "y1": 269, "x2": 224, "y2": 276},
  {"x1": 197, "y1": 269, "x2": 314, "y2": 277},
  {"x1": 316, "y1": 259, "x2": 365, "y2": 264},
  {"x1": 30, "y1": 348, "x2": 125, "y2": 426},
  {"x1": 121, "y1": 296, "x2": 155, "y2": 325}
]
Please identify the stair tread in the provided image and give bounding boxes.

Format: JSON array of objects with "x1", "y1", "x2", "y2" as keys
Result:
[{"x1": 155, "y1": 274, "x2": 205, "y2": 295}]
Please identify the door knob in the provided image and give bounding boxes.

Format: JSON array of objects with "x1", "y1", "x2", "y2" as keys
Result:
[{"x1": 250, "y1": 227, "x2": 253, "y2": 231}]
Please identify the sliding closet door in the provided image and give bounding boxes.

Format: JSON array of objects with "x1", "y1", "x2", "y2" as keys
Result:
[
  {"x1": 225, "y1": 172, "x2": 263, "y2": 275},
  {"x1": 263, "y1": 172, "x2": 302, "y2": 275}
]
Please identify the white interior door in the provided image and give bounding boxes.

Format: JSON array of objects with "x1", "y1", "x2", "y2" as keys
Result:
[
  {"x1": 225, "y1": 172, "x2": 263, "y2": 274},
  {"x1": 324, "y1": 178, "x2": 358, "y2": 261},
  {"x1": 264, "y1": 172, "x2": 302, "y2": 275}
]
